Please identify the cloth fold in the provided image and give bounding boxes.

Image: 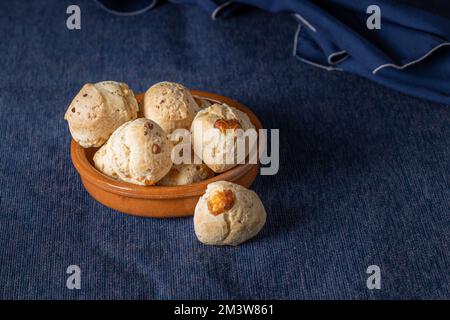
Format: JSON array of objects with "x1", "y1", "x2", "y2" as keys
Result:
[{"x1": 96, "y1": 0, "x2": 450, "y2": 104}]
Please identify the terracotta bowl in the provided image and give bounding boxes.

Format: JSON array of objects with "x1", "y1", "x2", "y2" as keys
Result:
[{"x1": 71, "y1": 90, "x2": 262, "y2": 218}]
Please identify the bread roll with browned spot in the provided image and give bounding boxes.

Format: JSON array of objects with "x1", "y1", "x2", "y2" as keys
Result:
[
  {"x1": 194, "y1": 181, "x2": 266, "y2": 246},
  {"x1": 190, "y1": 103, "x2": 255, "y2": 173}
]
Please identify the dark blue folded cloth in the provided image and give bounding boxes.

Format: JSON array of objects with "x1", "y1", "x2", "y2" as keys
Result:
[
  {"x1": 95, "y1": 0, "x2": 158, "y2": 15},
  {"x1": 96, "y1": 0, "x2": 450, "y2": 105},
  {"x1": 260, "y1": 0, "x2": 450, "y2": 105}
]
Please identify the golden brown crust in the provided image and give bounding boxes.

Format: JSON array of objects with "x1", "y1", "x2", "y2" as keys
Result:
[
  {"x1": 207, "y1": 189, "x2": 235, "y2": 216},
  {"x1": 213, "y1": 119, "x2": 242, "y2": 133}
]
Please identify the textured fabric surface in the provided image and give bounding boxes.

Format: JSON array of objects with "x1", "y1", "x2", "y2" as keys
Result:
[
  {"x1": 0, "y1": 0, "x2": 449, "y2": 299},
  {"x1": 98, "y1": 0, "x2": 450, "y2": 105}
]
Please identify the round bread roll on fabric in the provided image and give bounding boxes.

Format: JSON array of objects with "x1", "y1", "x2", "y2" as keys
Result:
[
  {"x1": 158, "y1": 163, "x2": 214, "y2": 186},
  {"x1": 194, "y1": 181, "x2": 266, "y2": 246},
  {"x1": 93, "y1": 118, "x2": 173, "y2": 185},
  {"x1": 191, "y1": 103, "x2": 255, "y2": 173},
  {"x1": 143, "y1": 81, "x2": 199, "y2": 134},
  {"x1": 64, "y1": 81, "x2": 139, "y2": 148}
]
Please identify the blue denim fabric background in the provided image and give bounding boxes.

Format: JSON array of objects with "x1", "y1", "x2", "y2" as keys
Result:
[{"x1": 0, "y1": 0, "x2": 449, "y2": 299}]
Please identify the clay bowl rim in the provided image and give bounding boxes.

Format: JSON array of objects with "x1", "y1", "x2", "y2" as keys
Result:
[{"x1": 71, "y1": 90, "x2": 263, "y2": 200}]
